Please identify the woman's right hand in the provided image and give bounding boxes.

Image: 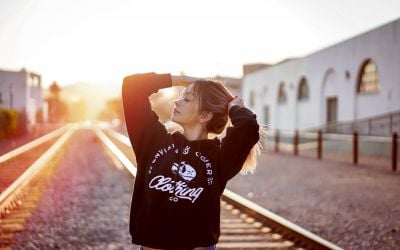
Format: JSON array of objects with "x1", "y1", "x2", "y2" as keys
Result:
[{"x1": 171, "y1": 75, "x2": 199, "y2": 87}]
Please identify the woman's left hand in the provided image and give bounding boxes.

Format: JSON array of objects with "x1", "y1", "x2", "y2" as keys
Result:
[{"x1": 228, "y1": 95, "x2": 244, "y2": 111}]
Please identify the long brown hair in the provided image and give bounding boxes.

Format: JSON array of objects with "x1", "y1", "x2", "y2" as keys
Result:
[{"x1": 191, "y1": 79, "x2": 267, "y2": 174}]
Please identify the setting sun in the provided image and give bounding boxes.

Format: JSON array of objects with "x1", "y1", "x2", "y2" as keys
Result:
[{"x1": 159, "y1": 87, "x2": 178, "y2": 99}]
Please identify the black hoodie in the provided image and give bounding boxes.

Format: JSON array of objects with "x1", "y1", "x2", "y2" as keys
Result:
[{"x1": 122, "y1": 72, "x2": 260, "y2": 249}]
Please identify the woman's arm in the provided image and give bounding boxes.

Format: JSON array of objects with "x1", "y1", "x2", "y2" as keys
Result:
[
  {"x1": 121, "y1": 72, "x2": 172, "y2": 164},
  {"x1": 219, "y1": 103, "x2": 260, "y2": 181}
]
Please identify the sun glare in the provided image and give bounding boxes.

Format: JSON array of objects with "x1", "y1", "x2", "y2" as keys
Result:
[{"x1": 159, "y1": 88, "x2": 176, "y2": 99}]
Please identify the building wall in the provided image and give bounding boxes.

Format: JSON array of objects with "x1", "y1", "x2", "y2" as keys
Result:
[
  {"x1": 0, "y1": 69, "x2": 44, "y2": 129},
  {"x1": 28, "y1": 73, "x2": 43, "y2": 109},
  {"x1": 0, "y1": 70, "x2": 27, "y2": 111},
  {"x1": 242, "y1": 18, "x2": 400, "y2": 131}
]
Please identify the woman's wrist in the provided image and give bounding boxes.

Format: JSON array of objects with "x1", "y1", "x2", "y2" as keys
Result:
[
  {"x1": 227, "y1": 95, "x2": 244, "y2": 111},
  {"x1": 228, "y1": 103, "x2": 237, "y2": 111}
]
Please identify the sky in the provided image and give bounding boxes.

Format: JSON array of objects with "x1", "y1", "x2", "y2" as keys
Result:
[{"x1": 1, "y1": 0, "x2": 400, "y2": 88}]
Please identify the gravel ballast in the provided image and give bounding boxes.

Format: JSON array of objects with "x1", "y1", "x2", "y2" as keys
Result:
[{"x1": 227, "y1": 150, "x2": 400, "y2": 250}]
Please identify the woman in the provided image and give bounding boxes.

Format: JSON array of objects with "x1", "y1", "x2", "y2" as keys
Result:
[{"x1": 122, "y1": 72, "x2": 263, "y2": 250}]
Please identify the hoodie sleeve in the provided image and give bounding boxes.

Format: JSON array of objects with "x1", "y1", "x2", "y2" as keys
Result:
[
  {"x1": 121, "y1": 72, "x2": 172, "y2": 165},
  {"x1": 220, "y1": 105, "x2": 260, "y2": 181}
]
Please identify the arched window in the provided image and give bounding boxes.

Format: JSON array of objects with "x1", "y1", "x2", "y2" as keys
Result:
[
  {"x1": 357, "y1": 59, "x2": 380, "y2": 93},
  {"x1": 277, "y1": 82, "x2": 287, "y2": 104},
  {"x1": 297, "y1": 77, "x2": 309, "y2": 101}
]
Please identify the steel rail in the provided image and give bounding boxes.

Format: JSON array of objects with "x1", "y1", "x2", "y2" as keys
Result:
[
  {"x1": 94, "y1": 127, "x2": 136, "y2": 176},
  {"x1": 0, "y1": 125, "x2": 76, "y2": 214},
  {"x1": 222, "y1": 189, "x2": 342, "y2": 250},
  {"x1": 0, "y1": 124, "x2": 70, "y2": 164}
]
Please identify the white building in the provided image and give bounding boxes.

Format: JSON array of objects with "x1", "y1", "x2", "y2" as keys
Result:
[
  {"x1": 243, "y1": 18, "x2": 400, "y2": 136},
  {"x1": 0, "y1": 68, "x2": 44, "y2": 131}
]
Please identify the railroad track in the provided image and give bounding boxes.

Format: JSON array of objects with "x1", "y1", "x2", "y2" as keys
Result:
[
  {"x1": 0, "y1": 124, "x2": 77, "y2": 247},
  {"x1": 95, "y1": 126, "x2": 343, "y2": 250}
]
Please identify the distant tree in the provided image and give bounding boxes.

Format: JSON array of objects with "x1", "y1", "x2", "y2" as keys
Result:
[
  {"x1": 50, "y1": 81, "x2": 61, "y2": 97},
  {"x1": 46, "y1": 81, "x2": 67, "y2": 123}
]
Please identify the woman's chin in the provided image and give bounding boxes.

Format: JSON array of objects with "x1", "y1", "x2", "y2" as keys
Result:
[{"x1": 171, "y1": 116, "x2": 179, "y2": 123}]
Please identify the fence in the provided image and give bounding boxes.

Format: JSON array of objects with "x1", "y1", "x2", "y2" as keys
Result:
[
  {"x1": 265, "y1": 129, "x2": 399, "y2": 172},
  {"x1": 312, "y1": 111, "x2": 400, "y2": 137}
]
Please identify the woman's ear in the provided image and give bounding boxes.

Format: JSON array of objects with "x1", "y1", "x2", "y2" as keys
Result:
[{"x1": 199, "y1": 111, "x2": 213, "y2": 124}]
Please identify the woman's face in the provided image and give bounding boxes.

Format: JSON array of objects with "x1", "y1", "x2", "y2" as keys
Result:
[{"x1": 171, "y1": 83, "x2": 201, "y2": 126}]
